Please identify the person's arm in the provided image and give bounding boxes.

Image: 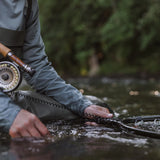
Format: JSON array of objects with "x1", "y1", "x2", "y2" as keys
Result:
[
  {"x1": 22, "y1": 0, "x2": 113, "y2": 119},
  {"x1": 0, "y1": 90, "x2": 48, "y2": 138},
  {"x1": 0, "y1": 92, "x2": 21, "y2": 132},
  {"x1": 22, "y1": 0, "x2": 92, "y2": 116}
]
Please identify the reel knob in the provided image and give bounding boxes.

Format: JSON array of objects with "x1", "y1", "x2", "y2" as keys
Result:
[{"x1": 1, "y1": 74, "x2": 9, "y2": 81}]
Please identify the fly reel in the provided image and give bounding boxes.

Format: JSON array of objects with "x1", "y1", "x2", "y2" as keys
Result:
[
  {"x1": 0, "y1": 43, "x2": 35, "y2": 92},
  {"x1": 0, "y1": 61, "x2": 21, "y2": 92}
]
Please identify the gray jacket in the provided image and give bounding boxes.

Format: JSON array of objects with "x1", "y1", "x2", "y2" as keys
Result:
[{"x1": 0, "y1": 0, "x2": 92, "y2": 132}]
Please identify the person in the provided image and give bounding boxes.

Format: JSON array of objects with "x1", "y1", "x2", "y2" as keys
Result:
[{"x1": 0, "y1": 0, "x2": 113, "y2": 138}]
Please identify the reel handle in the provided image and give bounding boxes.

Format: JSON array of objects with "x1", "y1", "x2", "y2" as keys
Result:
[{"x1": 0, "y1": 43, "x2": 35, "y2": 76}]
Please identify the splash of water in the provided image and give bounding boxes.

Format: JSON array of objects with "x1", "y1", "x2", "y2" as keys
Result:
[{"x1": 135, "y1": 119, "x2": 160, "y2": 133}]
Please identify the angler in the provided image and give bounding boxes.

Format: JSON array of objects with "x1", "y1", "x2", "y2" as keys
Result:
[{"x1": 0, "y1": 0, "x2": 113, "y2": 138}]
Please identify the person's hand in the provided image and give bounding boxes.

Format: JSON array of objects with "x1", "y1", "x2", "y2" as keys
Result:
[
  {"x1": 84, "y1": 105, "x2": 113, "y2": 126},
  {"x1": 9, "y1": 109, "x2": 49, "y2": 138}
]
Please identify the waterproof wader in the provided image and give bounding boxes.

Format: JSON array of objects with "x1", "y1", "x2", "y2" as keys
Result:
[{"x1": 0, "y1": 0, "x2": 78, "y2": 121}]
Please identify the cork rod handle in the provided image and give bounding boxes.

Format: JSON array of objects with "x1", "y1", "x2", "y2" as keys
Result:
[
  {"x1": 0, "y1": 43, "x2": 11, "y2": 57},
  {"x1": 0, "y1": 43, "x2": 35, "y2": 76}
]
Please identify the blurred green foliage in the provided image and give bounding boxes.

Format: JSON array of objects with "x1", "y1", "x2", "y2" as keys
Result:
[{"x1": 39, "y1": 0, "x2": 160, "y2": 76}]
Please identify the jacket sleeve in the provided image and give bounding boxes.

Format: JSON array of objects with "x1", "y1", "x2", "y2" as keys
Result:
[
  {"x1": 0, "y1": 91, "x2": 21, "y2": 132},
  {"x1": 22, "y1": 0, "x2": 92, "y2": 116}
]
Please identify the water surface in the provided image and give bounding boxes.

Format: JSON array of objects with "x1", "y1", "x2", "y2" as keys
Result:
[{"x1": 1, "y1": 77, "x2": 160, "y2": 160}]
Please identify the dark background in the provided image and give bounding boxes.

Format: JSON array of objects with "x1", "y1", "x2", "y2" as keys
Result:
[{"x1": 38, "y1": 0, "x2": 160, "y2": 77}]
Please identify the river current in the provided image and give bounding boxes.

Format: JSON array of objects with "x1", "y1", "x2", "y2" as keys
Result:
[{"x1": 1, "y1": 77, "x2": 160, "y2": 160}]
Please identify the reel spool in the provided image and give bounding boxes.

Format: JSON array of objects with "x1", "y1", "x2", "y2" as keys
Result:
[{"x1": 0, "y1": 61, "x2": 21, "y2": 92}]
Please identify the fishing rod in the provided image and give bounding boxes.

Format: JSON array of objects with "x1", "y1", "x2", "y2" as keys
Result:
[
  {"x1": 0, "y1": 43, "x2": 35, "y2": 92},
  {"x1": 1, "y1": 43, "x2": 160, "y2": 139}
]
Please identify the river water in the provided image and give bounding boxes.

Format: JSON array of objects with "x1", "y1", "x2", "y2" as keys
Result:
[{"x1": 1, "y1": 77, "x2": 160, "y2": 160}]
